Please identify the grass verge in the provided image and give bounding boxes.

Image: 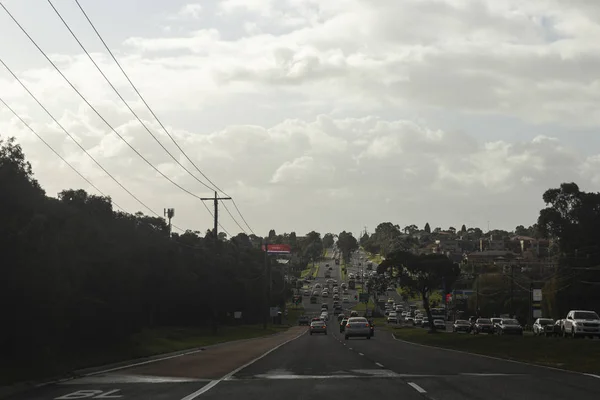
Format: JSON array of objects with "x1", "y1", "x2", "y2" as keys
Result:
[
  {"x1": 352, "y1": 299, "x2": 375, "y2": 312},
  {"x1": 312, "y1": 264, "x2": 320, "y2": 278},
  {"x1": 392, "y1": 328, "x2": 600, "y2": 374},
  {"x1": 300, "y1": 267, "x2": 312, "y2": 278},
  {"x1": 1, "y1": 323, "x2": 292, "y2": 386},
  {"x1": 340, "y1": 262, "x2": 347, "y2": 281}
]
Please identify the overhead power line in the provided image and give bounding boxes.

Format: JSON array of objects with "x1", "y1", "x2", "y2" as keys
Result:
[
  {"x1": 0, "y1": 2, "x2": 230, "y2": 235},
  {"x1": 72, "y1": 0, "x2": 255, "y2": 235},
  {"x1": 0, "y1": 95, "x2": 202, "y2": 238},
  {"x1": 0, "y1": 95, "x2": 126, "y2": 213}
]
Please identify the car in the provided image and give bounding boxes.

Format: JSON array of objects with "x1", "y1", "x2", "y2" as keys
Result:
[
  {"x1": 421, "y1": 318, "x2": 430, "y2": 328},
  {"x1": 452, "y1": 319, "x2": 471, "y2": 333},
  {"x1": 340, "y1": 318, "x2": 349, "y2": 332},
  {"x1": 298, "y1": 315, "x2": 309, "y2": 326},
  {"x1": 321, "y1": 303, "x2": 329, "y2": 310},
  {"x1": 387, "y1": 312, "x2": 400, "y2": 324},
  {"x1": 433, "y1": 319, "x2": 446, "y2": 330},
  {"x1": 303, "y1": 290, "x2": 310, "y2": 296},
  {"x1": 310, "y1": 320, "x2": 327, "y2": 335},
  {"x1": 496, "y1": 319, "x2": 523, "y2": 335},
  {"x1": 337, "y1": 313, "x2": 346, "y2": 322},
  {"x1": 344, "y1": 317, "x2": 372, "y2": 340},
  {"x1": 322, "y1": 292, "x2": 329, "y2": 298},
  {"x1": 533, "y1": 318, "x2": 555, "y2": 337},
  {"x1": 343, "y1": 297, "x2": 349, "y2": 303},
  {"x1": 472, "y1": 318, "x2": 494, "y2": 334},
  {"x1": 350, "y1": 311, "x2": 359, "y2": 317},
  {"x1": 310, "y1": 296, "x2": 317, "y2": 304},
  {"x1": 414, "y1": 316, "x2": 423, "y2": 326}
]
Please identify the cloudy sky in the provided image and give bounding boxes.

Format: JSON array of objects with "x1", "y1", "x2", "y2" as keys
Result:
[{"x1": 1, "y1": 0, "x2": 600, "y2": 238}]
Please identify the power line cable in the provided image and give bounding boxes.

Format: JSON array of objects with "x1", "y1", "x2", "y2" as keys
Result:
[
  {"x1": 0, "y1": 91, "x2": 192, "y2": 236},
  {"x1": 0, "y1": 95, "x2": 125, "y2": 212},
  {"x1": 0, "y1": 2, "x2": 229, "y2": 234},
  {"x1": 0, "y1": 57, "x2": 158, "y2": 218},
  {"x1": 72, "y1": 0, "x2": 255, "y2": 235}
]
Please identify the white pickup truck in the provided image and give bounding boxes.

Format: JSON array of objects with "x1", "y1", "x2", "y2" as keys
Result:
[{"x1": 562, "y1": 310, "x2": 600, "y2": 338}]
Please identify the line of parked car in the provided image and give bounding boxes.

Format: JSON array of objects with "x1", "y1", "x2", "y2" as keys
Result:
[{"x1": 450, "y1": 309, "x2": 600, "y2": 338}]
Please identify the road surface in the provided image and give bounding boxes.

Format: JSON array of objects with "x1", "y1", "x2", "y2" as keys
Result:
[{"x1": 7, "y1": 252, "x2": 600, "y2": 399}]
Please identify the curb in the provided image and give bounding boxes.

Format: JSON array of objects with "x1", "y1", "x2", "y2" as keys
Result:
[
  {"x1": 0, "y1": 327, "x2": 295, "y2": 400},
  {"x1": 390, "y1": 332, "x2": 596, "y2": 377}
]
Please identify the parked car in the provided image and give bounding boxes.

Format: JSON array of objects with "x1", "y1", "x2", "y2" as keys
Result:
[
  {"x1": 433, "y1": 319, "x2": 446, "y2": 331},
  {"x1": 533, "y1": 318, "x2": 555, "y2": 337},
  {"x1": 495, "y1": 319, "x2": 523, "y2": 335},
  {"x1": 452, "y1": 320, "x2": 471, "y2": 333},
  {"x1": 298, "y1": 315, "x2": 309, "y2": 326},
  {"x1": 472, "y1": 318, "x2": 494, "y2": 334}
]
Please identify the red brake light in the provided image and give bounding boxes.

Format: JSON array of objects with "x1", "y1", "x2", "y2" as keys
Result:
[
  {"x1": 346, "y1": 324, "x2": 351, "y2": 328},
  {"x1": 366, "y1": 323, "x2": 370, "y2": 327}
]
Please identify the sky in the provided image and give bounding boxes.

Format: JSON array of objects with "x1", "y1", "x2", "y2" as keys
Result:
[{"x1": 1, "y1": 0, "x2": 600, "y2": 238}]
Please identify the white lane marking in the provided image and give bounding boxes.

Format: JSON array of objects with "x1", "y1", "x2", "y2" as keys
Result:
[
  {"x1": 391, "y1": 333, "x2": 585, "y2": 376},
  {"x1": 460, "y1": 373, "x2": 523, "y2": 377},
  {"x1": 375, "y1": 362, "x2": 384, "y2": 367},
  {"x1": 62, "y1": 374, "x2": 210, "y2": 384},
  {"x1": 349, "y1": 348, "x2": 353, "y2": 350},
  {"x1": 585, "y1": 373, "x2": 600, "y2": 379},
  {"x1": 86, "y1": 349, "x2": 205, "y2": 376},
  {"x1": 408, "y1": 382, "x2": 427, "y2": 394},
  {"x1": 180, "y1": 330, "x2": 306, "y2": 399},
  {"x1": 358, "y1": 353, "x2": 364, "y2": 356}
]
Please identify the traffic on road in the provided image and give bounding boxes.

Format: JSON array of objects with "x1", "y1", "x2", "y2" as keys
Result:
[{"x1": 6, "y1": 249, "x2": 600, "y2": 400}]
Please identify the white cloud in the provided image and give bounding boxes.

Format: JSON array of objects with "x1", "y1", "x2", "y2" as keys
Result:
[
  {"x1": 2, "y1": 0, "x2": 600, "y2": 235},
  {"x1": 171, "y1": 4, "x2": 204, "y2": 20}
]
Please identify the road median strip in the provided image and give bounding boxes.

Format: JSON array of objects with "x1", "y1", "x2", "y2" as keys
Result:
[{"x1": 391, "y1": 328, "x2": 600, "y2": 374}]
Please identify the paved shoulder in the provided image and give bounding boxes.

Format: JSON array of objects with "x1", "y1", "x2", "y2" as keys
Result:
[{"x1": 8, "y1": 327, "x2": 306, "y2": 400}]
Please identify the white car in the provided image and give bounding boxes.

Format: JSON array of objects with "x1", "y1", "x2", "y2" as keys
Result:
[
  {"x1": 343, "y1": 297, "x2": 349, "y2": 303},
  {"x1": 433, "y1": 319, "x2": 446, "y2": 330},
  {"x1": 322, "y1": 291, "x2": 329, "y2": 298}
]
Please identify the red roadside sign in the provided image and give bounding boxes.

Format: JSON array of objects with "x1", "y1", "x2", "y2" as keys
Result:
[{"x1": 262, "y1": 244, "x2": 291, "y2": 254}]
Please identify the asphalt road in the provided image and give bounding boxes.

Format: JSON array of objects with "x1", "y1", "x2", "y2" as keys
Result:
[{"x1": 8, "y1": 251, "x2": 600, "y2": 399}]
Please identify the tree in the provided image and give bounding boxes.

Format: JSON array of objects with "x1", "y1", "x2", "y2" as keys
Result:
[
  {"x1": 460, "y1": 225, "x2": 467, "y2": 233},
  {"x1": 448, "y1": 227, "x2": 456, "y2": 234},
  {"x1": 403, "y1": 224, "x2": 418, "y2": 235},
  {"x1": 337, "y1": 231, "x2": 358, "y2": 262},
  {"x1": 379, "y1": 251, "x2": 460, "y2": 332},
  {"x1": 0, "y1": 135, "x2": 276, "y2": 383},
  {"x1": 268, "y1": 229, "x2": 277, "y2": 240},
  {"x1": 359, "y1": 232, "x2": 370, "y2": 246},
  {"x1": 538, "y1": 183, "x2": 600, "y2": 313},
  {"x1": 322, "y1": 233, "x2": 335, "y2": 248},
  {"x1": 424, "y1": 223, "x2": 431, "y2": 233}
]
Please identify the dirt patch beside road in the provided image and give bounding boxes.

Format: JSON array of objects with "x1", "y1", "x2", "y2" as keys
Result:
[{"x1": 119, "y1": 326, "x2": 306, "y2": 379}]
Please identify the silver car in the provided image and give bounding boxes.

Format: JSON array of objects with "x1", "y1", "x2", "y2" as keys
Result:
[
  {"x1": 310, "y1": 320, "x2": 327, "y2": 335},
  {"x1": 344, "y1": 317, "x2": 372, "y2": 340}
]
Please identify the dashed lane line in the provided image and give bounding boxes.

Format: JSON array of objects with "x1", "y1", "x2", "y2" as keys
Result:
[
  {"x1": 407, "y1": 382, "x2": 427, "y2": 394},
  {"x1": 375, "y1": 362, "x2": 384, "y2": 368},
  {"x1": 358, "y1": 353, "x2": 364, "y2": 356}
]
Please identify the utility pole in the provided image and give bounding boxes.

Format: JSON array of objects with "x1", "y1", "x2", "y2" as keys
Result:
[
  {"x1": 510, "y1": 265, "x2": 515, "y2": 317},
  {"x1": 263, "y1": 239, "x2": 272, "y2": 329},
  {"x1": 200, "y1": 191, "x2": 232, "y2": 239},
  {"x1": 164, "y1": 208, "x2": 174, "y2": 237}
]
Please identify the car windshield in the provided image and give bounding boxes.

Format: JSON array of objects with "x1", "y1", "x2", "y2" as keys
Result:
[
  {"x1": 503, "y1": 319, "x2": 519, "y2": 325},
  {"x1": 477, "y1": 319, "x2": 491, "y2": 324},
  {"x1": 456, "y1": 320, "x2": 469, "y2": 324},
  {"x1": 573, "y1": 312, "x2": 599, "y2": 320},
  {"x1": 539, "y1": 319, "x2": 553, "y2": 325}
]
